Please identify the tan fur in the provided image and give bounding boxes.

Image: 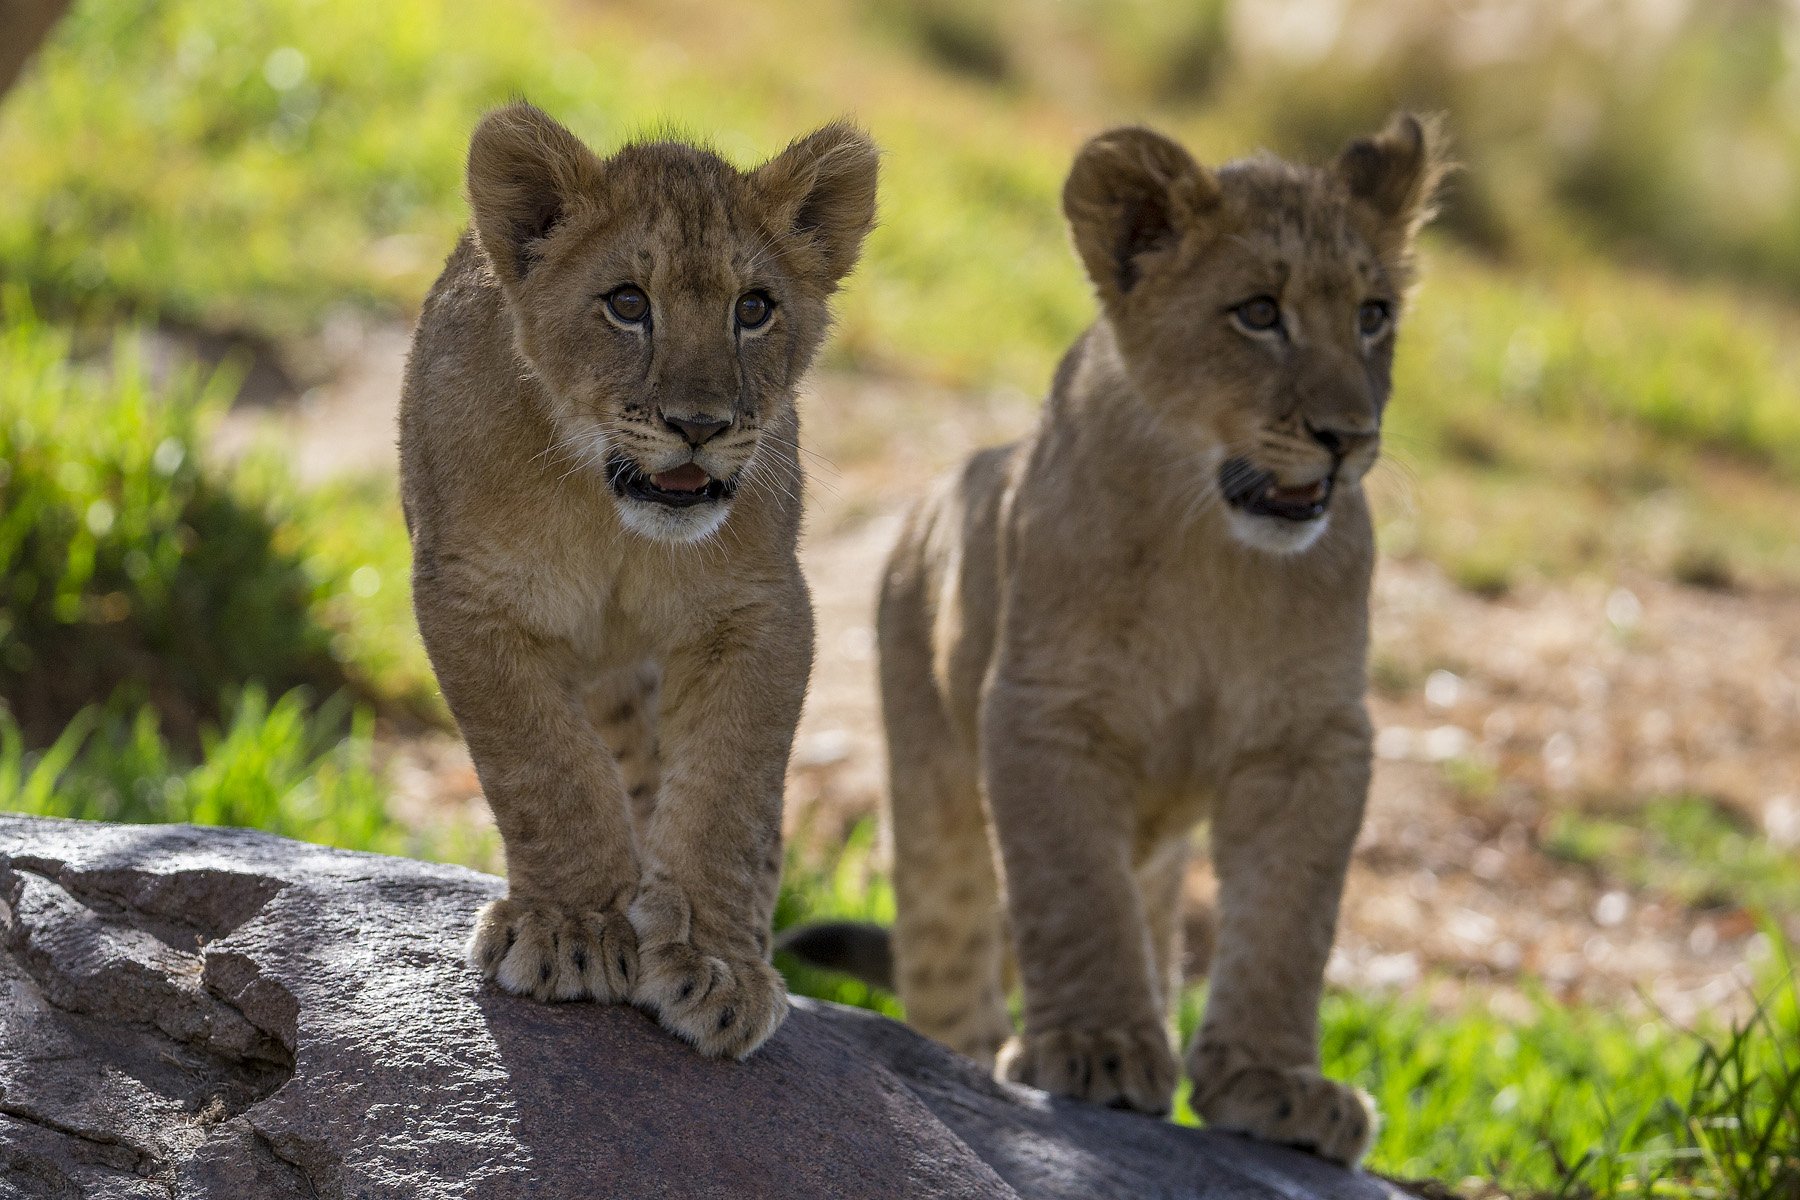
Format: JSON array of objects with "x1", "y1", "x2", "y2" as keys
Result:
[
  {"x1": 879, "y1": 114, "x2": 1447, "y2": 1162},
  {"x1": 400, "y1": 102, "x2": 876, "y2": 1058}
]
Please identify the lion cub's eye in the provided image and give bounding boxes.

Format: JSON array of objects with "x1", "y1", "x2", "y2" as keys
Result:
[
  {"x1": 1358, "y1": 299, "x2": 1392, "y2": 338},
  {"x1": 606, "y1": 285, "x2": 650, "y2": 325},
  {"x1": 735, "y1": 291, "x2": 773, "y2": 330},
  {"x1": 1232, "y1": 296, "x2": 1283, "y2": 334}
]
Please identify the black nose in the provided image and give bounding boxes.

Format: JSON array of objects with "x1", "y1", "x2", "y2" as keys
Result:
[
  {"x1": 1307, "y1": 423, "x2": 1375, "y2": 457},
  {"x1": 663, "y1": 413, "x2": 731, "y2": 447}
]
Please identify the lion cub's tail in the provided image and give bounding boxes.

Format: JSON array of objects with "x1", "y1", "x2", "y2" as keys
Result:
[{"x1": 774, "y1": 920, "x2": 895, "y2": 993}]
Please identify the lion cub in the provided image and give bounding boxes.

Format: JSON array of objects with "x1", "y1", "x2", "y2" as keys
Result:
[
  {"x1": 399, "y1": 103, "x2": 876, "y2": 1058},
  {"x1": 876, "y1": 116, "x2": 1445, "y2": 1160}
]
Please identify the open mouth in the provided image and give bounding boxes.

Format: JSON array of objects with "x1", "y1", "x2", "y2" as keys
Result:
[
  {"x1": 1218, "y1": 457, "x2": 1334, "y2": 522},
  {"x1": 608, "y1": 454, "x2": 737, "y2": 509}
]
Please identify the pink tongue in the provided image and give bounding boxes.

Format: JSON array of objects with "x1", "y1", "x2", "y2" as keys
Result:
[
  {"x1": 651, "y1": 463, "x2": 711, "y2": 492},
  {"x1": 1268, "y1": 480, "x2": 1327, "y2": 503}
]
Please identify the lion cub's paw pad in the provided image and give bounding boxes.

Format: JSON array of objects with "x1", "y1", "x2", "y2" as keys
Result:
[
  {"x1": 634, "y1": 942, "x2": 788, "y2": 1060},
  {"x1": 1189, "y1": 1044, "x2": 1375, "y2": 1166},
  {"x1": 997, "y1": 1022, "x2": 1178, "y2": 1115},
  {"x1": 467, "y1": 898, "x2": 638, "y2": 1004}
]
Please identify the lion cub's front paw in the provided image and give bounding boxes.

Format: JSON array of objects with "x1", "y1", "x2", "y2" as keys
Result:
[
  {"x1": 627, "y1": 881, "x2": 787, "y2": 1059},
  {"x1": 1189, "y1": 1042, "x2": 1376, "y2": 1165},
  {"x1": 633, "y1": 941, "x2": 788, "y2": 1060},
  {"x1": 467, "y1": 897, "x2": 638, "y2": 1003},
  {"x1": 997, "y1": 1021, "x2": 1178, "y2": 1115}
]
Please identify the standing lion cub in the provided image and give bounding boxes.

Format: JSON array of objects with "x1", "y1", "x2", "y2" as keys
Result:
[
  {"x1": 400, "y1": 102, "x2": 876, "y2": 1058},
  {"x1": 791, "y1": 114, "x2": 1445, "y2": 1162}
]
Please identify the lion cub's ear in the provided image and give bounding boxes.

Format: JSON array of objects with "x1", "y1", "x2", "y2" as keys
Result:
[
  {"x1": 1063, "y1": 127, "x2": 1220, "y2": 303},
  {"x1": 1334, "y1": 112, "x2": 1451, "y2": 259},
  {"x1": 466, "y1": 101, "x2": 605, "y2": 289},
  {"x1": 751, "y1": 122, "x2": 880, "y2": 290}
]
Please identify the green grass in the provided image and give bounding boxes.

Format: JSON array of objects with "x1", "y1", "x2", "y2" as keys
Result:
[
  {"x1": 0, "y1": 0, "x2": 595, "y2": 342},
  {"x1": 1312, "y1": 967, "x2": 1799, "y2": 1197},
  {"x1": 0, "y1": 685, "x2": 489, "y2": 861},
  {"x1": 1547, "y1": 796, "x2": 1800, "y2": 921},
  {"x1": 773, "y1": 819, "x2": 903, "y2": 1020},
  {"x1": 0, "y1": 294, "x2": 359, "y2": 744},
  {"x1": 0, "y1": 295, "x2": 438, "y2": 748}
]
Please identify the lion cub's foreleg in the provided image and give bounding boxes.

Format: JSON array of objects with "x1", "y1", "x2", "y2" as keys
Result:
[
  {"x1": 626, "y1": 582, "x2": 811, "y2": 1059},
  {"x1": 416, "y1": 578, "x2": 641, "y2": 1006},
  {"x1": 1188, "y1": 713, "x2": 1376, "y2": 1165},
  {"x1": 981, "y1": 678, "x2": 1180, "y2": 1115}
]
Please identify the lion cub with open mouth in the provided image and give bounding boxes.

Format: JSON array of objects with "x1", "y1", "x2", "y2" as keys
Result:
[
  {"x1": 875, "y1": 116, "x2": 1446, "y2": 1161},
  {"x1": 400, "y1": 103, "x2": 876, "y2": 1058}
]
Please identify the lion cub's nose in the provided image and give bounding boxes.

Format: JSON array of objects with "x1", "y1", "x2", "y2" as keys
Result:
[
  {"x1": 662, "y1": 413, "x2": 732, "y2": 447},
  {"x1": 1308, "y1": 423, "x2": 1377, "y2": 459}
]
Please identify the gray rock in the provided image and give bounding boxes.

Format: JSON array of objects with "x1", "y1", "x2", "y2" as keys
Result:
[{"x1": 0, "y1": 815, "x2": 1402, "y2": 1199}]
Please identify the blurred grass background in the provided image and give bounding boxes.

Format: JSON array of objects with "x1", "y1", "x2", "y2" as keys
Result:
[{"x1": 1, "y1": 0, "x2": 1797, "y2": 1194}]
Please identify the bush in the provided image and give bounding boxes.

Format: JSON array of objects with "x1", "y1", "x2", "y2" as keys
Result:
[
  {"x1": 0, "y1": 686, "x2": 443, "y2": 857},
  {"x1": 0, "y1": 297, "x2": 349, "y2": 746}
]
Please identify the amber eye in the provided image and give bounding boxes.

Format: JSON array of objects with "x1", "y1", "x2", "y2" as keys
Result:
[
  {"x1": 606, "y1": 285, "x2": 650, "y2": 324},
  {"x1": 1233, "y1": 296, "x2": 1283, "y2": 333},
  {"x1": 1358, "y1": 299, "x2": 1392, "y2": 338},
  {"x1": 735, "y1": 291, "x2": 773, "y2": 330}
]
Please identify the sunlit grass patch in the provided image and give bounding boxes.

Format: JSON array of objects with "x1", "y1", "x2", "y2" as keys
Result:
[
  {"x1": 0, "y1": 0, "x2": 606, "y2": 341},
  {"x1": 1546, "y1": 796, "x2": 1800, "y2": 921},
  {"x1": 1373, "y1": 251, "x2": 1800, "y2": 589},
  {"x1": 0, "y1": 686, "x2": 480, "y2": 860}
]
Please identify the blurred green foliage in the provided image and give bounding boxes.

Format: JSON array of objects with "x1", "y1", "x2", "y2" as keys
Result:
[
  {"x1": 773, "y1": 819, "x2": 903, "y2": 1020},
  {"x1": 0, "y1": 0, "x2": 589, "y2": 340},
  {"x1": 0, "y1": 295, "x2": 349, "y2": 744},
  {"x1": 0, "y1": 684, "x2": 486, "y2": 859},
  {"x1": 6, "y1": 0, "x2": 1800, "y2": 599},
  {"x1": 1547, "y1": 795, "x2": 1800, "y2": 919},
  {"x1": 865, "y1": 0, "x2": 1800, "y2": 297}
]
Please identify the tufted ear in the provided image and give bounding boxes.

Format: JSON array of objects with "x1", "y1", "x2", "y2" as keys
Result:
[
  {"x1": 1063, "y1": 127, "x2": 1219, "y2": 303},
  {"x1": 466, "y1": 101, "x2": 604, "y2": 288},
  {"x1": 752, "y1": 121, "x2": 880, "y2": 290},
  {"x1": 1333, "y1": 112, "x2": 1451, "y2": 255}
]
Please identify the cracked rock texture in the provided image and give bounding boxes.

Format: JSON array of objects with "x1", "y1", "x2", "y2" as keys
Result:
[{"x1": 0, "y1": 816, "x2": 1400, "y2": 1199}]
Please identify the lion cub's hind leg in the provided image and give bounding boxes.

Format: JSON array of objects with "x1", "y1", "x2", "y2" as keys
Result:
[
  {"x1": 1136, "y1": 834, "x2": 1191, "y2": 1026},
  {"x1": 588, "y1": 662, "x2": 663, "y2": 832},
  {"x1": 889, "y1": 747, "x2": 1015, "y2": 1067},
  {"x1": 882, "y1": 595, "x2": 1013, "y2": 1067}
]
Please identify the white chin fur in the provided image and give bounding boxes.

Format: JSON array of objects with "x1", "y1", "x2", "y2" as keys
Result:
[
  {"x1": 1225, "y1": 508, "x2": 1331, "y2": 555},
  {"x1": 615, "y1": 496, "x2": 733, "y2": 544}
]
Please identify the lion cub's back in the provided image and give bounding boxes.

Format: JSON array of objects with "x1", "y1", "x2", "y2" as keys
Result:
[
  {"x1": 398, "y1": 233, "x2": 529, "y2": 540},
  {"x1": 878, "y1": 440, "x2": 1021, "y2": 746}
]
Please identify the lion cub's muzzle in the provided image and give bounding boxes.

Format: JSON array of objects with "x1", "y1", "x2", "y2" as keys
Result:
[
  {"x1": 1218, "y1": 457, "x2": 1334, "y2": 523},
  {"x1": 607, "y1": 451, "x2": 741, "y2": 509}
]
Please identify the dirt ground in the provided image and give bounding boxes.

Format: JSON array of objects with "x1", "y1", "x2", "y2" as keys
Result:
[{"x1": 233, "y1": 326, "x2": 1800, "y2": 1025}]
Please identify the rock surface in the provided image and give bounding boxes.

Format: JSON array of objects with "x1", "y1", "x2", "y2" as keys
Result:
[{"x1": 0, "y1": 815, "x2": 1401, "y2": 1199}]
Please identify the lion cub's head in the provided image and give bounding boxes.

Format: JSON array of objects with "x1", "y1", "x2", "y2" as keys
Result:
[
  {"x1": 466, "y1": 103, "x2": 877, "y2": 543},
  {"x1": 1064, "y1": 114, "x2": 1448, "y2": 555}
]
